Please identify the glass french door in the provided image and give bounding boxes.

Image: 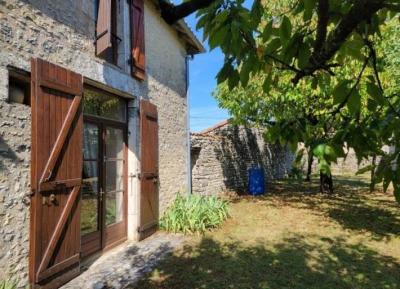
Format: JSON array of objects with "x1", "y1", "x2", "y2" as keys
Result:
[{"x1": 81, "y1": 120, "x2": 127, "y2": 257}]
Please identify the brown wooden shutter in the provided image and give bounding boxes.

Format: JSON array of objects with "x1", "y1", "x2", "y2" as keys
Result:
[
  {"x1": 96, "y1": 0, "x2": 112, "y2": 57},
  {"x1": 130, "y1": 0, "x2": 146, "y2": 80},
  {"x1": 30, "y1": 58, "x2": 83, "y2": 288},
  {"x1": 138, "y1": 99, "x2": 158, "y2": 240}
]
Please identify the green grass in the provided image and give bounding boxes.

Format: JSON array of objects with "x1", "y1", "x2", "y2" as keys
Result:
[
  {"x1": 135, "y1": 176, "x2": 400, "y2": 289},
  {"x1": 159, "y1": 194, "x2": 229, "y2": 234}
]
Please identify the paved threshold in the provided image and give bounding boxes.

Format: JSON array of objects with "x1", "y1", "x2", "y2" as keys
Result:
[{"x1": 62, "y1": 233, "x2": 184, "y2": 289}]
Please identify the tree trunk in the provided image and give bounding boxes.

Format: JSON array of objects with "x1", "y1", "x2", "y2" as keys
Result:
[
  {"x1": 305, "y1": 152, "x2": 314, "y2": 182},
  {"x1": 320, "y1": 172, "x2": 333, "y2": 194},
  {"x1": 370, "y1": 154, "x2": 377, "y2": 192}
]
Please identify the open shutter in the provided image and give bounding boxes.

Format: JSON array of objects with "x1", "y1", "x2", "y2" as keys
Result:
[
  {"x1": 30, "y1": 58, "x2": 83, "y2": 288},
  {"x1": 130, "y1": 0, "x2": 146, "y2": 80},
  {"x1": 96, "y1": 0, "x2": 112, "y2": 57},
  {"x1": 138, "y1": 99, "x2": 159, "y2": 240}
]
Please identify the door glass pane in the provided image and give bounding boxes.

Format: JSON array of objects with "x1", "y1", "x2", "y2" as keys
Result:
[
  {"x1": 105, "y1": 126, "x2": 124, "y2": 226},
  {"x1": 83, "y1": 88, "x2": 126, "y2": 122},
  {"x1": 105, "y1": 127, "x2": 124, "y2": 159},
  {"x1": 106, "y1": 190, "x2": 123, "y2": 226},
  {"x1": 81, "y1": 161, "x2": 99, "y2": 235},
  {"x1": 105, "y1": 160, "x2": 124, "y2": 192},
  {"x1": 83, "y1": 123, "x2": 99, "y2": 160}
]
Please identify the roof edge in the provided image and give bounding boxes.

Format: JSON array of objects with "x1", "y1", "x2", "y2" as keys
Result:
[
  {"x1": 151, "y1": 0, "x2": 205, "y2": 54},
  {"x1": 191, "y1": 119, "x2": 230, "y2": 136},
  {"x1": 173, "y1": 20, "x2": 206, "y2": 54}
]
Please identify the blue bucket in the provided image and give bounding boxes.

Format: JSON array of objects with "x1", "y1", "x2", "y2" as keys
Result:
[{"x1": 248, "y1": 168, "x2": 265, "y2": 195}]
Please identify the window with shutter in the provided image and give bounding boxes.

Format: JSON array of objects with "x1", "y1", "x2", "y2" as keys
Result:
[
  {"x1": 130, "y1": 0, "x2": 145, "y2": 80},
  {"x1": 96, "y1": 0, "x2": 118, "y2": 64}
]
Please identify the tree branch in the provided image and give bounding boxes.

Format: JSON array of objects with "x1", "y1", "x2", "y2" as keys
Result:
[
  {"x1": 158, "y1": 0, "x2": 218, "y2": 24},
  {"x1": 312, "y1": 0, "x2": 329, "y2": 54},
  {"x1": 292, "y1": 0, "x2": 385, "y2": 84},
  {"x1": 367, "y1": 41, "x2": 400, "y2": 118},
  {"x1": 331, "y1": 53, "x2": 371, "y2": 115}
]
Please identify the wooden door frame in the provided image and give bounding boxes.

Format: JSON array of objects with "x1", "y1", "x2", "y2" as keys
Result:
[
  {"x1": 80, "y1": 119, "x2": 102, "y2": 258},
  {"x1": 81, "y1": 103, "x2": 129, "y2": 256}
]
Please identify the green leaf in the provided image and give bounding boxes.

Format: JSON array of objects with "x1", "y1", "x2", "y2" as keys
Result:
[
  {"x1": 280, "y1": 16, "x2": 292, "y2": 41},
  {"x1": 347, "y1": 89, "x2": 361, "y2": 115},
  {"x1": 303, "y1": 0, "x2": 316, "y2": 21},
  {"x1": 324, "y1": 145, "x2": 338, "y2": 162},
  {"x1": 367, "y1": 82, "x2": 385, "y2": 105},
  {"x1": 262, "y1": 21, "x2": 274, "y2": 42},
  {"x1": 367, "y1": 98, "x2": 378, "y2": 111},
  {"x1": 313, "y1": 144, "x2": 337, "y2": 163},
  {"x1": 265, "y1": 38, "x2": 281, "y2": 54},
  {"x1": 345, "y1": 36, "x2": 365, "y2": 61},
  {"x1": 209, "y1": 25, "x2": 229, "y2": 50},
  {"x1": 319, "y1": 159, "x2": 331, "y2": 175},
  {"x1": 262, "y1": 73, "x2": 273, "y2": 93},
  {"x1": 214, "y1": 10, "x2": 229, "y2": 25},
  {"x1": 298, "y1": 42, "x2": 311, "y2": 69},
  {"x1": 240, "y1": 58, "x2": 254, "y2": 87},
  {"x1": 228, "y1": 69, "x2": 240, "y2": 90},
  {"x1": 196, "y1": 15, "x2": 208, "y2": 30},
  {"x1": 313, "y1": 144, "x2": 326, "y2": 158},
  {"x1": 216, "y1": 61, "x2": 234, "y2": 83},
  {"x1": 333, "y1": 81, "x2": 350, "y2": 105}
]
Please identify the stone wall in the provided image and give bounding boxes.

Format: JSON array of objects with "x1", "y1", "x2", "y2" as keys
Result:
[
  {"x1": 300, "y1": 146, "x2": 376, "y2": 176},
  {"x1": 0, "y1": 0, "x2": 191, "y2": 287},
  {"x1": 191, "y1": 124, "x2": 295, "y2": 196}
]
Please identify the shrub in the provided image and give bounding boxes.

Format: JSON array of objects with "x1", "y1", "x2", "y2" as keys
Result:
[
  {"x1": 0, "y1": 279, "x2": 18, "y2": 289},
  {"x1": 159, "y1": 194, "x2": 229, "y2": 234}
]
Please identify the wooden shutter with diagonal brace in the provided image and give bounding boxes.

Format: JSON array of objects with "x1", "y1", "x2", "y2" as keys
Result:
[
  {"x1": 130, "y1": 0, "x2": 146, "y2": 80},
  {"x1": 29, "y1": 58, "x2": 83, "y2": 289},
  {"x1": 138, "y1": 99, "x2": 159, "y2": 240}
]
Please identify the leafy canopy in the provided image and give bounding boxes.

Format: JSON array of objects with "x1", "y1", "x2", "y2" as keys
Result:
[{"x1": 194, "y1": 0, "x2": 400, "y2": 201}]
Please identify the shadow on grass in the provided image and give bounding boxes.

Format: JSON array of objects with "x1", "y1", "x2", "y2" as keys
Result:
[
  {"x1": 234, "y1": 177, "x2": 399, "y2": 239},
  {"x1": 135, "y1": 235, "x2": 400, "y2": 289}
]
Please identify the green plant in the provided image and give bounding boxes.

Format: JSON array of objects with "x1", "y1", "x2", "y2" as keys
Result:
[
  {"x1": 159, "y1": 194, "x2": 229, "y2": 234},
  {"x1": 0, "y1": 279, "x2": 18, "y2": 289}
]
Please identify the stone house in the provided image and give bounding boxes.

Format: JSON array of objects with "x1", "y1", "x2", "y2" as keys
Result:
[
  {"x1": 190, "y1": 120, "x2": 295, "y2": 196},
  {"x1": 0, "y1": 0, "x2": 203, "y2": 288}
]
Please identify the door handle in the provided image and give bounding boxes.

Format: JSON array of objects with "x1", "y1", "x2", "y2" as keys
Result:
[{"x1": 152, "y1": 177, "x2": 158, "y2": 184}]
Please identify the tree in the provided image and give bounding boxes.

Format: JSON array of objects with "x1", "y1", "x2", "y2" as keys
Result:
[
  {"x1": 158, "y1": 0, "x2": 400, "y2": 201},
  {"x1": 214, "y1": 58, "x2": 379, "y2": 194}
]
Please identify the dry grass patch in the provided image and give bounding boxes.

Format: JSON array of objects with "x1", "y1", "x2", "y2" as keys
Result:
[{"x1": 135, "y1": 176, "x2": 400, "y2": 289}]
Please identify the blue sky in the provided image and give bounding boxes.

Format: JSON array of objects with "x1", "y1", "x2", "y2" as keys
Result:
[{"x1": 184, "y1": 14, "x2": 229, "y2": 132}]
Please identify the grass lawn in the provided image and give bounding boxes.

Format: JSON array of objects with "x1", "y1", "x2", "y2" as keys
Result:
[{"x1": 135, "y1": 176, "x2": 400, "y2": 289}]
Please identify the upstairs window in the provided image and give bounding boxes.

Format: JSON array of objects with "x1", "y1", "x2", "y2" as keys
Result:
[{"x1": 96, "y1": 0, "x2": 120, "y2": 65}]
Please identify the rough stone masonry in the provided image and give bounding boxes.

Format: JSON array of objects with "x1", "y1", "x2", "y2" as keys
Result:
[{"x1": 191, "y1": 122, "x2": 295, "y2": 196}]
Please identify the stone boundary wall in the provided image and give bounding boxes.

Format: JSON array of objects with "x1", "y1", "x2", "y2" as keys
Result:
[
  {"x1": 300, "y1": 146, "x2": 384, "y2": 176},
  {"x1": 191, "y1": 124, "x2": 295, "y2": 196}
]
